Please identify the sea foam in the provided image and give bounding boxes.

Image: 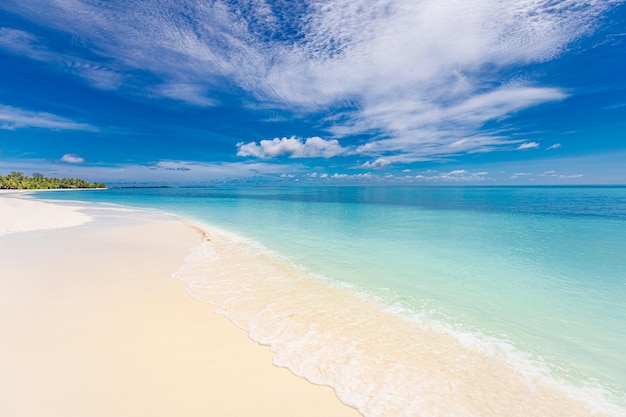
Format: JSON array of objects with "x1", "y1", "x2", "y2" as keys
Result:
[{"x1": 174, "y1": 225, "x2": 625, "y2": 417}]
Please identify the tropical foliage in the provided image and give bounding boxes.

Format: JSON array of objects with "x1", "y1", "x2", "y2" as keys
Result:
[{"x1": 0, "y1": 171, "x2": 106, "y2": 189}]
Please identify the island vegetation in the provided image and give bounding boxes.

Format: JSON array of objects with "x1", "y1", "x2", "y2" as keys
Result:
[{"x1": 0, "y1": 171, "x2": 106, "y2": 190}]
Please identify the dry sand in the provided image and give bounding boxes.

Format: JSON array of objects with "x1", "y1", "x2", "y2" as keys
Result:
[{"x1": 0, "y1": 194, "x2": 361, "y2": 417}]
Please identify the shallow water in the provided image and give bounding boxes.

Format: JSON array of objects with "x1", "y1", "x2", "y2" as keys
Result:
[{"x1": 38, "y1": 186, "x2": 626, "y2": 416}]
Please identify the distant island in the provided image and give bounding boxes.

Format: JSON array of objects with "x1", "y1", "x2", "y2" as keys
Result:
[{"x1": 0, "y1": 171, "x2": 106, "y2": 190}]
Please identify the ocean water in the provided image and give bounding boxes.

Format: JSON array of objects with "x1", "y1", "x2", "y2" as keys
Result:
[{"x1": 37, "y1": 186, "x2": 626, "y2": 416}]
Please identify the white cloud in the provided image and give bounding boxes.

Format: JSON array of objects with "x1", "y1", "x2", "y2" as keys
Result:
[
  {"x1": 236, "y1": 136, "x2": 346, "y2": 159},
  {"x1": 540, "y1": 170, "x2": 557, "y2": 177},
  {"x1": 60, "y1": 154, "x2": 86, "y2": 164},
  {"x1": 0, "y1": 28, "x2": 45, "y2": 59},
  {"x1": 559, "y1": 173, "x2": 583, "y2": 179},
  {"x1": 1, "y1": 0, "x2": 618, "y2": 159},
  {"x1": 362, "y1": 158, "x2": 391, "y2": 169},
  {"x1": 446, "y1": 169, "x2": 468, "y2": 176},
  {"x1": 340, "y1": 86, "x2": 565, "y2": 161},
  {"x1": 440, "y1": 170, "x2": 488, "y2": 181},
  {"x1": 330, "y1": 173, "x2": 374, "y2": 180},
  {"x1": 3, "y1": 150, "x2": 624, "y2": 184},
  {"x1": 0, "y1": 104, "x2": 97, "y2": 131},
  {"x1": 413, "y1": 169, "x2": 490, "y2": 182},
  {"x1": 546, "y1": 143, "x2": 562, "y2": 150},
  {"x1": 0, "y1": 28, "x2": 123, "y2": 91},
  {"x1": 517, "y1": 141, "x2": 540, "y2": 150}
]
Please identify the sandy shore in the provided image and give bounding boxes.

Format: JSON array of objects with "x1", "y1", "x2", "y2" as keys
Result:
[{"x1": 0, "y1": 194, "x2": 361, "y2": 417}]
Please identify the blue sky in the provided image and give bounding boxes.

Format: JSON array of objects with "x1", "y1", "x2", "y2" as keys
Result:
[{"x1": 1, "y1": 0, "x2": 625, "y2": 185}]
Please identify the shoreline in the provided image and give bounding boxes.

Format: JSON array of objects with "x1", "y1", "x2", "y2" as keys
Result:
[
  {"x1": 4, "y1": 190, "x2": 623, "y2": 417},
  {"x1": 0, "y1": 194, "x2": 361, "y2": 417}
]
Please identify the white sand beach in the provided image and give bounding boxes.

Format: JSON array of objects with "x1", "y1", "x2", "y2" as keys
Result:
[{"x1": 0, "y1": 193, "x2": 361, "y2": 417}]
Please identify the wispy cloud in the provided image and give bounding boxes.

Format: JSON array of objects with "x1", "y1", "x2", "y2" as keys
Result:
[
  {"x1": 602, "y1": 102, "x2": 626, "y2": 110},
  {"x1": 517, "y1": 141, "x2": 540, "y2": 150},
  {"x1": 0, "y1": 104, "x2": 97, "y2": 131},
  {"x1": 236, "y1": 136, "x2": 346, "y2": 159},
  {"x1": 0, "y1": 28, "x2": 123, "y2": 90},
  {"x1": 546, "y1": 143, "x2": 562, "y2": 150},
  {"x1": 153, "y1": 83, "x2": 218, "y2": 106},
  {"x1": 2, "y1": 0, "x2": 619, "y2": 160},
  {"x1": 539, "y1": 170, "x2": 558, "y2": 177},
  {"x1": 0, "y1": 28, "x2": 47, "y2": 59}
]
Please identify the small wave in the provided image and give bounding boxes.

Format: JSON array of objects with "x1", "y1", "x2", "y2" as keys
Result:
[{"x1": 174, "y1": 224, "x2": 626, "y2": 417}]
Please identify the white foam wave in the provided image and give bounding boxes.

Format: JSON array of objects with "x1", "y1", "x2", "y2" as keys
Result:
[{"x1": 173, "y1": 224, "x2": 626, "y2": 417}]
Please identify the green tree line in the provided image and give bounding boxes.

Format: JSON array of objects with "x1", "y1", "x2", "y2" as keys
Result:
[{"x1": 0, "y1": 171, "x2": 106, "y2": 190}]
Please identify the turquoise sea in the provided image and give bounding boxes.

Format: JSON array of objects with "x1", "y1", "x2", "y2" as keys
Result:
[{"x1": 38, "y1": 186, "x2": 626, "y2": 416}]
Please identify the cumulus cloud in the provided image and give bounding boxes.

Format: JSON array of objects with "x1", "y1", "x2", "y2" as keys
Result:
[
  {"x1": 362, "y1": 158, "x2": 391, "y2": 169},
  {"x1": 546, "y1": 143, "x2": 562, "y2": 150},
  {"x1": 60, "y1": 154, "x2": 86, "y2": 164},
  {"x1": 0, "y1": 104, "x2": 97, "y2": 131},
  {"x1": 517, "y1": 141, "x2": 540, "y2": 150},
  {"x1": 236, "y1": 136, "x2": 346, "y2": 159}
]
